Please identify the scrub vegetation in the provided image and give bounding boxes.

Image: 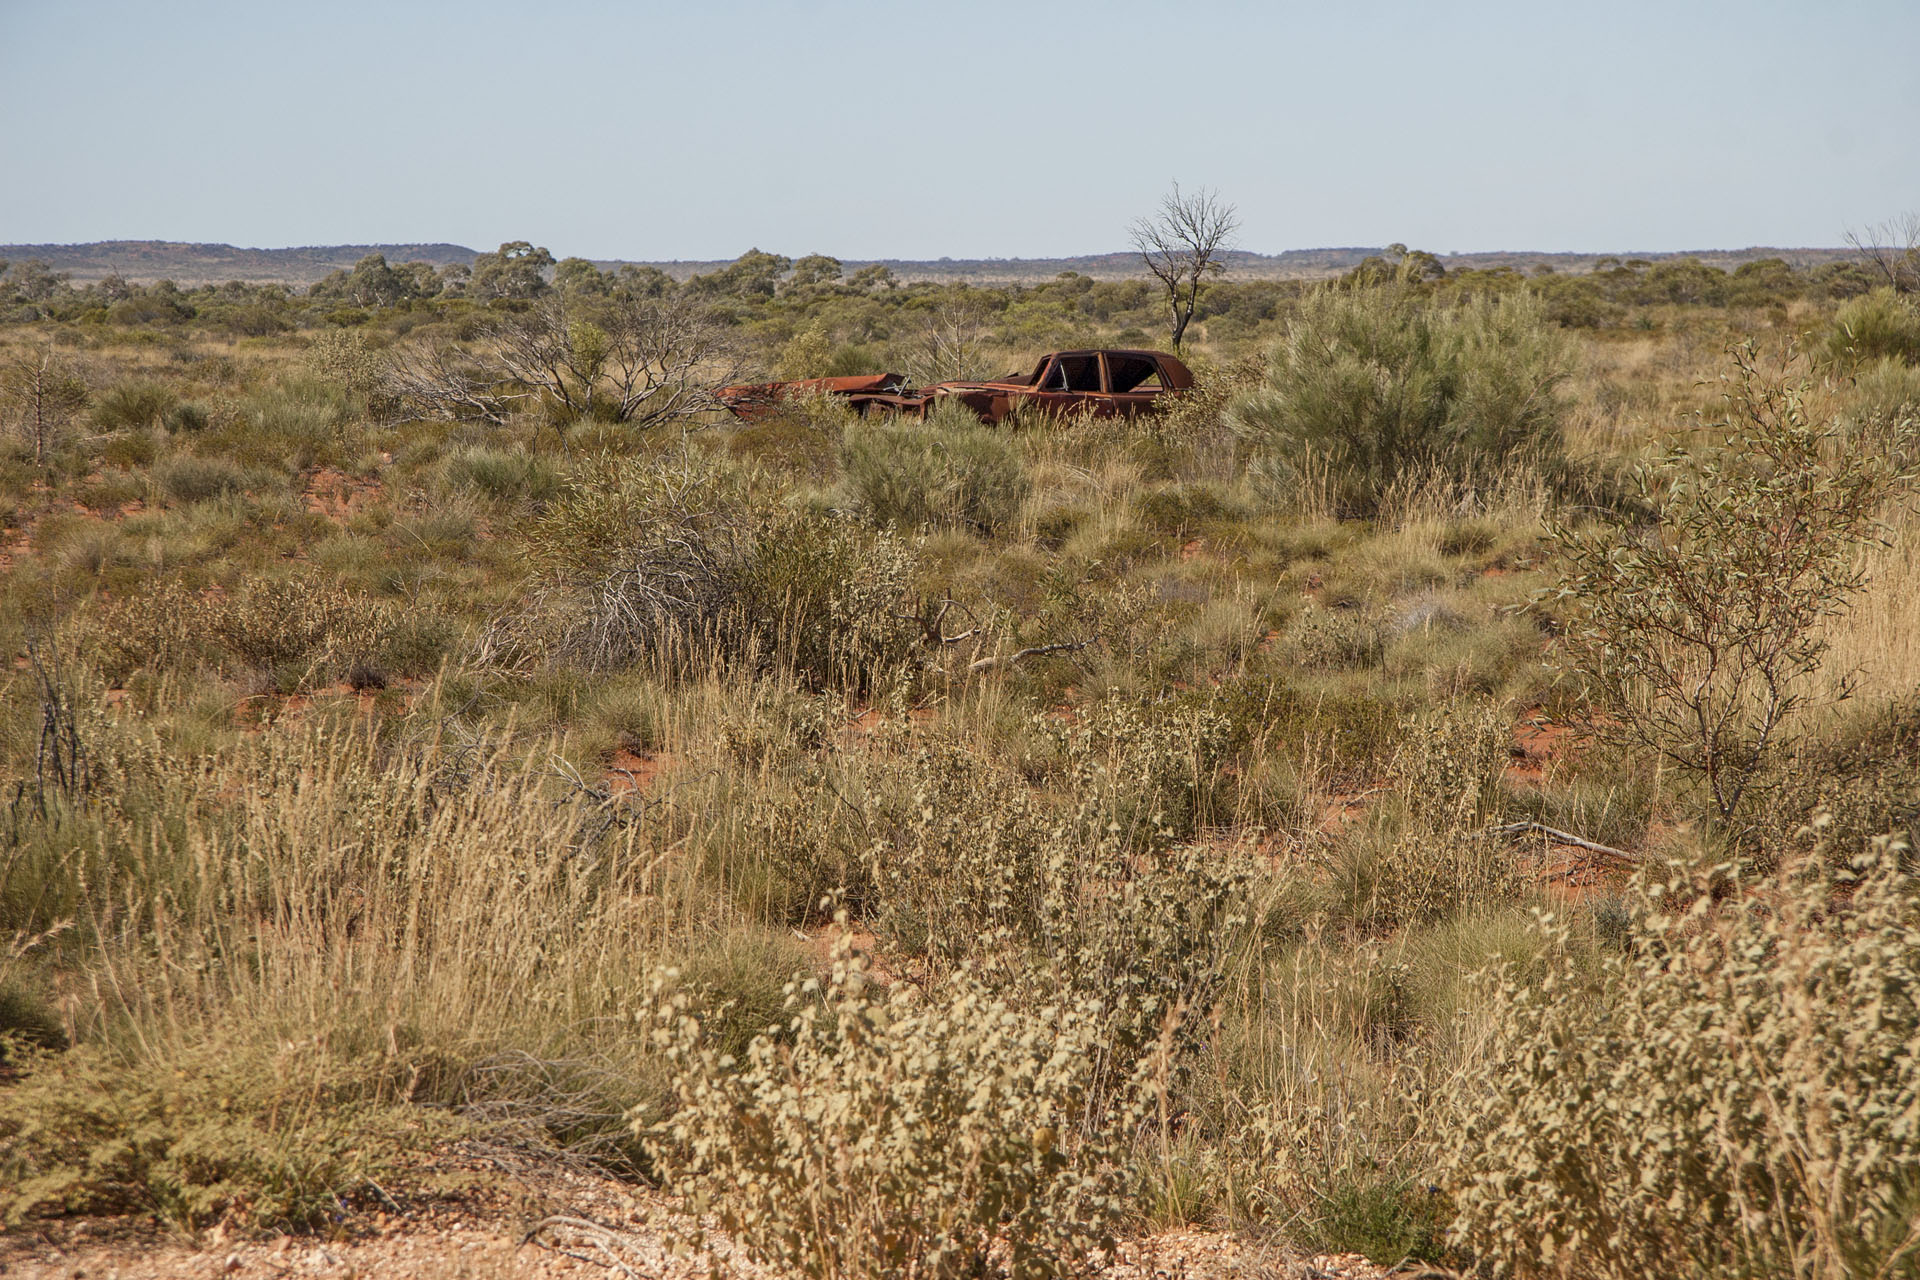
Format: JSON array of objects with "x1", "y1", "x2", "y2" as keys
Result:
[{"x1": 1, "y1": 239, "x2": 1918, "y2": 1278}]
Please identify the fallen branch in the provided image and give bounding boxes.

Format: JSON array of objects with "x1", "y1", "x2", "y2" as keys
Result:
[
  {"x1": 1485, "y1": 820, "x2": 1637, "y2": 863},
  {"x1": 967, "y1": 638, "x2": 1095, "y2": 674},
  {"x1": 521, "y1": 1215, "x2": 648, "y2": 1277}
]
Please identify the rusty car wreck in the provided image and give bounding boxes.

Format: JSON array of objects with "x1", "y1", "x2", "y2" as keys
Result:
[{"x1": 718, "y1": 349, "x2": 1194, "y2": 424}]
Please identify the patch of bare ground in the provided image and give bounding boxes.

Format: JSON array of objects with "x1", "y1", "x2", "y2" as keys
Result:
[
  {"x1": 0, "y1": 1147, "x2": 1394, "y2": 1279},
  {"x1": 302, "y1": 467, "x2": 382, "y2": 521},
  {"x1": 604, "y1": 747, "x2": 673, "y2": 794},
  {"x1": 1505, "y1": 708, "x2": 1575, "y2": 787},
  {"x1": 842, "y1": 702, "x2": 941, "y2": 737}
]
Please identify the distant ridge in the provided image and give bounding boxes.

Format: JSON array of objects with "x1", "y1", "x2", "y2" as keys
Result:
[
  {"x1": 0, "y1": 241, "x2": 478, "y2": 285},
  {"x1": 0, "y1": 240, "x2": 1865, "y2": 288}
]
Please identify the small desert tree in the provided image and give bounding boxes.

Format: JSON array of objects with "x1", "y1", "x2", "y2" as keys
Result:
[
  {"x1": 1, "y1": 346, "x2": 89, "y2": 465},
  {"x1": 1548, "y1": 343, "x2": 1910, "y2": 828},
  {"x1": 1228, "y1": 284, "x2": 1572, "y2": 515},
  {"x1": 468, "y1": 240, "x2": 555, "y2": 300},
  {"x1": 1129, "y1": 183, "x2": 1238, "y2": 351},
  {"x1": 1846, "y1": 211, "x2": 1920, "y2": 295},
  {"x1": 384, "y1": 294, "x2": 742, "y2": 432}
]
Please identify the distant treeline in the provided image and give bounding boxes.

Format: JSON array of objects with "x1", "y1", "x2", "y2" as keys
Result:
[{"x1": 0, "y1": 240, "x2": 1889, "y2": 350}]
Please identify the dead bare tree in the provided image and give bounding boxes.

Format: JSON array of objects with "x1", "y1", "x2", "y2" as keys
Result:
[
  {"x1": 0, "y1": 346, "x2": 89, "y2": 465},
  {"x1": 387, "y1": 296, "x2": 743, "y2": 432},
  {"x1": 903, "y1": 296, "x2": 994, "y2": 385},
  {"x1": 382, "y1": 342, "x2": 522, "y2": 425},
  {"x1": 600, "y1": 294, "x2": 745, "y2": 426},
  {"x1": 486, "y1": 300, "x2": 591, "y2": 417},
  {"x1": 1845, "y1": 212, "x2": 1920, "y2": 294},
  {"x1": 1129, "y1": 183, "x2": 1239, "y2": 351}
]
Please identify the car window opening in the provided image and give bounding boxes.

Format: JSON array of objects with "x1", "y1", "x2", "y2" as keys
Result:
[
  {"x1": 1054, "y1": 355, "x2": 1100, "y2": 392},
  {"x1": 1105, "y1": 355, "x2": 1164, "y2": 393}
]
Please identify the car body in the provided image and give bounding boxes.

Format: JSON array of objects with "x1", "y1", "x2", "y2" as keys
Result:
[{"x1": 718, "y1": 349, "x2": 1193, "y2": 424}]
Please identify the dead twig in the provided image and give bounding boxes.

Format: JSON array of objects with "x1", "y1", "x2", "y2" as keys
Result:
[
  {"x1": 521, "y1": 1215, "x2": 648, "y2": 1277},
  {"x1": 1484, "y1": 820, "x2": 1637, "y2": 863},
  {"x1": 967, "y1": 638, "x2": 1095, "y2": 674}
]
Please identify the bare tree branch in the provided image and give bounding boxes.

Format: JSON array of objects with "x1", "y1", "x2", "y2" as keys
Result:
[
  {"x1": 382, "y1": 342, "x2": 522, "y2": 425},
  {"x1": 1129, "y1": 183, "x2": 1239, "y2": 351},
  {"x1": 1845, "y1": 212, "x2": 1920, "y2": 294},
  {"x1": 601, "y1": 294, "x2": 746, "y2": 427},
  {"x1": 383, "y1": 294, "x2": 744, "y2": 430}
]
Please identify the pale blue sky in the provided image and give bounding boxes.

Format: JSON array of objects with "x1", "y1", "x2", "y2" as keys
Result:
[{"x1": 2, "y1": 0, "x2": 1915, "y2": 260}]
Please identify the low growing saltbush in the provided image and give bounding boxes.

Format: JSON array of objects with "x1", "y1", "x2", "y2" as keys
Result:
[
  {"x1": 643, "y1": 943, "x2": 1140, "y2": 1280},
  {"x1": 839, "y1": 401, "x2": 1028, "y2": 534},
  {"x1": 1440, "y1": 828, "x2": 1920, "y2": 1280},
  {"x1": 1229, "y1": 285, "x2": 1572, "y2": 516}
]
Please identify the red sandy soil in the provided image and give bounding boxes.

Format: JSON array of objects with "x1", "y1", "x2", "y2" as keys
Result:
[
  {"x1": 0, "y1": 1145, "x2": 1392, "y2": 1280},
  {"x1": 1506, "y1": 711, "x2": 1576, "y2": 787},
  {"x1": 604, "y1": 747, "x2": 674, "y2": 794},
  {"x1": 844, "y1": 704, "x2": 940, "y2": 736},
  {"x1": 303, "y1": 468, "x2": 383, "y2": 521}
]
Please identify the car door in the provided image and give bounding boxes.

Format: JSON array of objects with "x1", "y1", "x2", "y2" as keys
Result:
[
  {"x1": 1100, "y1": 353, "x2": 1169, "y2": 417},
  {"x1": 1027, "y1": 353, "x2": 1103, "y2": 417}
]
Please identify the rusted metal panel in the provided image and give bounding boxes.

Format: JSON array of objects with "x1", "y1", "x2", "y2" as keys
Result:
[
  {"x1": 719, "y1": 350, "x2": 1193, "y2": 425},
  {"x1": 716, "y1": 373, "x2": 905, "y2": 420}
]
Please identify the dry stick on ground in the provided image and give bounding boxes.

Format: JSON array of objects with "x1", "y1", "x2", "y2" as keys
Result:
[
  {"x1": 521, "y1": 1215, "x2": 649, "y2": 1277},
  {"x1": 967, "y1": 638, "x2": 1096, "y2": 674},
  {"x1": 1484, "y1": 820, "x2": 1637, "y2": 863},
  {"x1": 893, "y1": 596, "x2": 984, "y2": 647}
]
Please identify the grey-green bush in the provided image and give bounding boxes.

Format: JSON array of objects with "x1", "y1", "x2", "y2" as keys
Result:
[
  {"x1": 442, "y1": 445, "x2": 561, "y2": 503},
  {"x1": 1228, "y1": 286, "x2": 1571, "y2": 515},
  {"x1": 1439, "y1": 831, "x2": 1920, "y2": 1280},
  {"x1": 839, "y1": 401, "x2": 1028, "y2": 533},
  {"x1": 92, "y1": 381, "x2": 178, "y2": 432},
  {"x1": 642, "y1": 943, "x2": 1137, "y2": 1280},
  {"x1": 152, "y1": 454, "x2": 249, "y2": 503},
  {"x1": 1825, "y1": 289, "x2": 1920, "y2": 368}
]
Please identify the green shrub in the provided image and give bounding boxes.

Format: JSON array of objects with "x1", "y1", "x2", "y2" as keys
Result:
[
  {"x1": 1439, "y1": 833, "x2": 1920, "y2": 1280},
  {"x1": 1549, "y1": 344, "x2": 1905, "y2": 829},
  {"x1": 839, "y1": 403, "x2": 1028, "y2": 533},
  {"x1": 152, "y1": 454, "x2": 249, "y2": 503},
  {"x1": 88, "y1": 571, "x2": 403, "y2": 690},
  {"x1": 162, "y1": 401, "x2": 210, "y2": 433},
  {"x1": 739, "y1": 509, "x2": 920, "y2": 693},
  {"x1": 1133, "y1": 483, "x2": 1235, "y2": 538},
  {"x1": 0, "y1": 1040, "x2": 425, "y2": 1231},
  {"x1": 212, "y1": 572, "x2": 400, "y2": 688},
  {"x1": 643, "y1": 946, "x2": 1137, "y2": 1280},
  {"x1": 500, "y1": 455, "x2": 918, "y2": 692},
  {"x1": 1824, "y1": 289, "x2": 1920, "y2": 368},
  {"x1": 91, "y1": 381, "x2": 178, "y2": 432},
  {"x1": 1229, "y1": 285, "x2": 1572, "y2": 515},
  {"x1": 243, "y1": 376, "x2": 352, "y2": 442},
  {"x1": 442, "y1": 444, "x2": 560, "y2": 503}
]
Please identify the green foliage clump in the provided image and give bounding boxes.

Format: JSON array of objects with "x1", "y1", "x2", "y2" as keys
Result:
[
  {"x1": 152, "y1": 453, "x2": 250, "y2": 503},
  {"x1": 642, "y1": 945, "x2": 1137, "y2": 1280},
  {"x1": 1825, "y1": 289, "x2": 1920, "y2": 368},
  {"x1": 91, "y1": 381, "x2": 178, "y2": 432},
  {"x1": 839, "y1": 402, "x2": 1028, "y2": 534},
  {"x1": 90, "y1": 571, "x2": 405, "y2": 689},
  {"x1": 441, "y1": 444, "x2": 561, "y2": 504},
  {"x1": 241, "y1": 376, "x2": 353, "y2": 446},
  {"x1": 1439, "y1": 832, "x2": 1920, "y2": 1280},
  {"x1": 739, "y1": 508, "x2": 921, "y2": 693},
  {"x1": 0, "y1": 1040, "x2": 426, "y2": 1232},
  {"x1": 502, "y1": 454, "x2": 919, "y2": 691},
  {"x1": 1550, "y1": 345, "x2": 1908, "y2": 828},
  {"x1": 1229, "y1": 285, "x2": 1571, "y2": 515}
]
